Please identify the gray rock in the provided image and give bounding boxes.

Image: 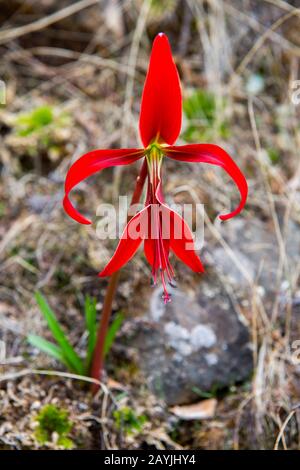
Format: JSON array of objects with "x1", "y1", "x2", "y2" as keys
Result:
[
  {"x1": 209, "y1": 218, "x2": 300, "y2": 299},
  {"x1": 131, "y1": 276, "x2": 253, "y2": 405}
]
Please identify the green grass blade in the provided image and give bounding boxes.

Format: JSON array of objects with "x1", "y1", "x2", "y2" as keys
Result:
[
  {"x1": 35, "y1": 292, "x2": 84, "y2": 375},
  {"x1": 84, "y1": 296, "x2": 97, "y2": 370},
  {"x1": 104, "y1": 312, "x2": 124, "y2": 357},
  {"x1": 27, "y1": 334, "x2": 68, "y2": 367},
  {"x1": 84, "y1": 296, "x2": 97, "y2": 333}
]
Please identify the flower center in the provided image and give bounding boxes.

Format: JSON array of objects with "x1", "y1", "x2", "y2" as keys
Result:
[{"x1": 145, "y1": 143, "x2": 163, "y2": 176}]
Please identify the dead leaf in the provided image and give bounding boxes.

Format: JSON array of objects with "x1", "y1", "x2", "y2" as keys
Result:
[{"x1": 170, "y1": 398, "x2": 217, "y2": 420}]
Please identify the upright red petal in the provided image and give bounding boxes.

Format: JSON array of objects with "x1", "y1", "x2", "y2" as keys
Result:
[
  {"x1": 165, "y1": 144, "x2": 248, "y2": 221},
  {"x1": 99, "y1": 206, "x2": 149, "y2": 276},
  {"x1": 139, "y1": 33, "x2": 182, "y2": 147},
  {"x1": 63, "y1": 148, "x2": 144, "y2": 225}
]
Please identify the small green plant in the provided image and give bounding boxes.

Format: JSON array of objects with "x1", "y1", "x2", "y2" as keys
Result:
[
  {"x1": 12, "y1": 105, "x2": 72, "y2": 157},
  {"x1": 151, "y1": 0, "x2": 176, "y2": 15},
  {"x1": 191, "y1": 385, "x2": 218, "y2": 399},
  {"x1": 267, "y1": 147, "x2": 280, "y2": 164},
  {"x1": 16, "y1": 106, "x2": 54, "y2": 136},
  {"x1": 183, "y1": 89, "x2": 230, "y2": 142},
  {"x1": 34, "y1": 404, "x2": 74, "y2": 448},
  {"x1": 0, "y1": 201, "x2": 6, "y2": 218},
  {"x1": 14, "y1": 105, "x2": 70, "y2": 137},
  {"x1": 113, "y1": 407, "x2": 147, "y2": 435},
  {"x1": 27, "y1": 292, "x2": 124, "y2": 375},
  {"x1": 0, "y1": 79, "x2": 6, "y2": 105}
]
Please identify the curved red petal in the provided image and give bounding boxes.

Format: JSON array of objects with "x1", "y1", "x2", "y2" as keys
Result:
[
  {"x1": 144, "y1": 238, "x2": 155, "y2": 267},
  {"x1": 170, "y1": 209, "x2": 204, "y2": 273},
  {"x1": 165, "y1": 144, "x2": 248, "y2": 220},
  {"x1": 139, "y1": 33, "x2": 182, "y2": 147},
  {"x1": 99, "y1": 206, "x2": 149, "y2": 277},
  {"x1": 154, "y1": 182, "x2": 203, "y2": 272},
  {"x1": 63, "y1": 148, "x2": 144, "y2": 225}
]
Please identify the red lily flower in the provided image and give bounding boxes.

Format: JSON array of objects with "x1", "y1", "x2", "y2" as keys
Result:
[{"x1": 63, "y1": 33, "x2": 248, "y2": 302}]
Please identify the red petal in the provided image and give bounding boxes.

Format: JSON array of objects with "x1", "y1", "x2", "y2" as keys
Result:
[
  {"x1": 154, "y1": 182, "x2": 203, "y2": 272},
  {"x1": 63, "y1": 148, "x2": 144, "y2": 225},
  {"x1": 143, "y1": 206, "x2": 156, "y2": 267},
  {"x1": 99, "y1": 206, "x2": 149, "y2": 276},
  {"x1": 165, "y1": 144, "x2": 248, "y2": 220},
  {"x1": 170, "y1": 209, "x2": 204, "y2": 273},
  {"x1": 144, "y1": 238, "x2": 155, "y2": 267},
  {"x1": 139, "y1": 33, "x2": 182, "y2": 147},
  {"x1": 144, "y1": 232, "x2": 171, "y2": 270}
]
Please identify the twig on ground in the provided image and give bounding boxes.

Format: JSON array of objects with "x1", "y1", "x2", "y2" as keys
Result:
[{"x1": 0, "y1": 0, "x2": 99, "y2": 45}]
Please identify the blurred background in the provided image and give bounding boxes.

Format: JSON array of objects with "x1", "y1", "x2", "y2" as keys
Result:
[{"x1": 0, "y1": 0, "x2": 300, "y2": 450}]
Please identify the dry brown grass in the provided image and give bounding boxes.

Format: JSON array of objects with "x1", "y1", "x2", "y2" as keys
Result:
[{"x1": 0, "y1": 0, "x2": 300, "y2": 449}]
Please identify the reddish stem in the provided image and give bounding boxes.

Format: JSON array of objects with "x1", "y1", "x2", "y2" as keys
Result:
[{"x1": 90, "y1": 159, "x2": 148, "y2": 393}]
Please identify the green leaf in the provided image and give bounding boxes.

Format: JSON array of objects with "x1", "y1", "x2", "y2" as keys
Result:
[
  {"x1": 84, "y1": 296, "x2": 97, "y2": 336},
  {"x1": 104, "y1": 312, "x2": 124, "y2": 357},
  {"x1": 27, "y1": 334, "x2": 68, "y2": 367},
  {"x1": 35, "y1": 292, "x2": 84, "y2": 375},
  {"x1": 191, "y1": 386, "x2": 216, "y2": 399},
  {"x1": 84, "y1": 296, "x2": 97, "y2": 370}
]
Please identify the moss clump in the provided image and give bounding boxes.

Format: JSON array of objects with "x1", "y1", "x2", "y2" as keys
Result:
[
  {"x1": 34, "y1": 404, "x2": 74, "y2": 449},
  {"x1": 113, "y1": 407, "x2": 147, "y2": 435},
  {"x1": 15, "y1": 106, "x2": 54, "y2": 136}
]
